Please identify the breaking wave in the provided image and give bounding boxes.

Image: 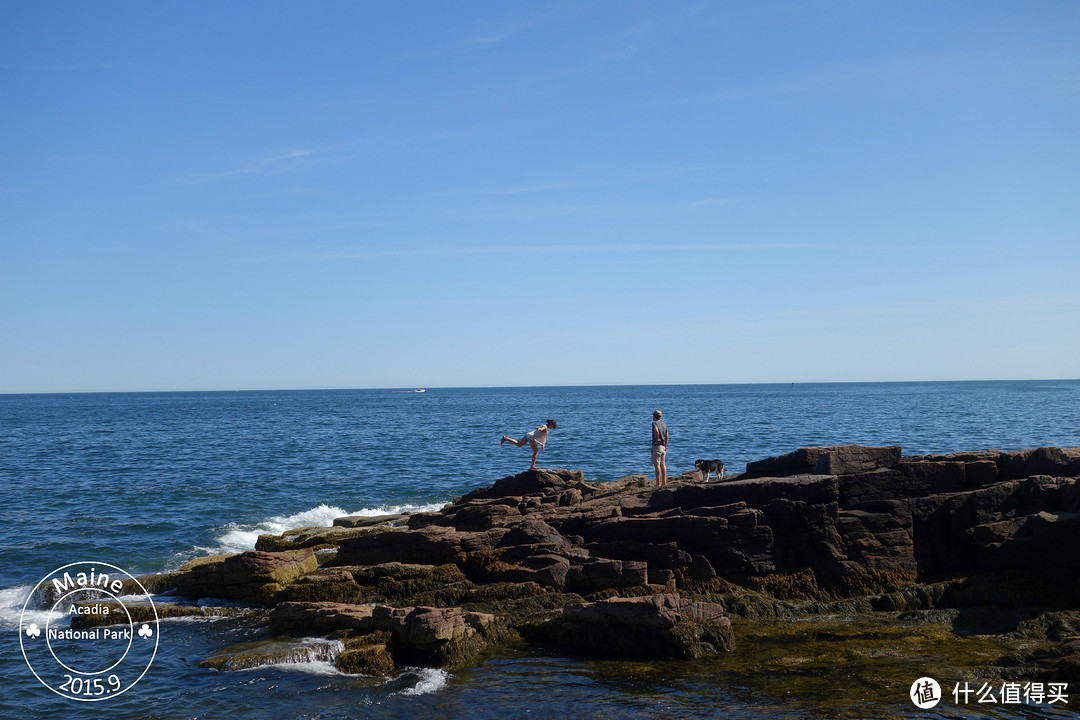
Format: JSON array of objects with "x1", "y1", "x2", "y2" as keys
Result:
[{"x1": 168, "y1": 501, "x2": 445, "y2": 568}]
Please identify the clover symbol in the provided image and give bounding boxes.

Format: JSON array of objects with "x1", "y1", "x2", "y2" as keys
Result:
[
  {"x1": 25, "y1": 623, "x2": 41, "y2": 638},
  {"x1": 138, "y1": 624, "x2": 153, "y2": 638}
]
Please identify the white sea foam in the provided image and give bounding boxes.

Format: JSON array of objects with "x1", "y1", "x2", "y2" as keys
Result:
[
  {"x1": 212, "y1": 503, "x2": 351, "y2": 554},
  {"x1": 268, "y1": 659, "x2": 343, "y2": 676},
  {"x1": 396, "y1": 668, "x2": 451, "y2": 696},
  {"x1": 342, "y1": 502, "x2": 447, "y2": 518},
  {"x1": 224, "y1": 638, "x2": 345, "y2": 673},
  {"x1": 156, "y1": 614, "x2": 234, "y2": 624},
  {"x1": 208, "y1": 502, "x2": 446, "y2": 556},
  {"x1": 0, "y1": 585, "x2": 63, "y2": 630},
  {"x1": 0, "y1": 585, "x2": 32, "y2": 629}
]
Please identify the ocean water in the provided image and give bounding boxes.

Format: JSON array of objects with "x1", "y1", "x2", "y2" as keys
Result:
[{"x1": 1, "y1": 381, "x2": 1078, "y2": 719}]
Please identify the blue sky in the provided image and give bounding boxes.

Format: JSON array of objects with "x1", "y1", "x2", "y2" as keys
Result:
[{"x1": 2, "y1": 1, "x2": 1078, "y2": 393}]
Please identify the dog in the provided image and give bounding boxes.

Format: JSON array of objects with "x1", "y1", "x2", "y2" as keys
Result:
[{"x1": 695, "y1": 459, "x2": 726, "y2": 482}]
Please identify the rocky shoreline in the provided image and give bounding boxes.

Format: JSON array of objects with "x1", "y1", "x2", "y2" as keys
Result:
[{"x1": 77, "y1": 445, "x2": 1080, "y2": 682}]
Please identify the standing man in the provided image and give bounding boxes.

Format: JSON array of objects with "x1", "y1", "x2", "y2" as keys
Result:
[{"x1": 651, "y1": 410, "x2": 669, "y2": 487}]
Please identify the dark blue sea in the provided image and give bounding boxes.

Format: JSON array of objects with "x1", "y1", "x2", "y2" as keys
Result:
[{"x1": 2, "y1": 381, "x2": 1078, "y2": 719}]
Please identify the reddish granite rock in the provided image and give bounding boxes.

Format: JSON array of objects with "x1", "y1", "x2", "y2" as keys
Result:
[
  {"x1": 333, "y1": 526, "x2": 508, "y2": 566},
  {"x1": 269, "y1": 601, "x2": 376, "y2": 635},
  {"x1": 457, "y1": 467, "x2": 593, "y2": 503},
  {"x1": 744, "y1": 445, "x2": 901, "y2": 478},
  {"x1": 269, "y1": 601, "x2": 497, "y2": 670},
  {"x1": 566, "y1": 557, "x2": 649, "y2": 594},
  {"x1": 541, "y1": 593, "x2": 734, "y2": 659},
  {"x1": 172, "y1": 446, "x2": 1080, "y2": 675},
  {"x1": 171, "y1": 549, "x2": 318, "y2": 605}
]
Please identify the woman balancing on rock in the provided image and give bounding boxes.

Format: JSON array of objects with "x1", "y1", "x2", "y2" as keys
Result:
[{"x1": 501, "y1": 419, "x2": 557, "y2": 469}]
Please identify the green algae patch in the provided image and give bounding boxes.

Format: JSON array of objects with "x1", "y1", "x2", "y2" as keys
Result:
[
  {"x1": 71, "y1": 601, "x2": 256, "y2": 629},
  {"x1": 709, "y1": 613, "x2": 1044, "y2": 718},
  {"x1": 199, "y1": 637, "x2": 344, "y2": 671}
]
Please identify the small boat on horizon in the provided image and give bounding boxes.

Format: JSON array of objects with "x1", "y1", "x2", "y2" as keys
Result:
[{"x1": 414, "y1": 389, "x2": 426, "y2": 393}]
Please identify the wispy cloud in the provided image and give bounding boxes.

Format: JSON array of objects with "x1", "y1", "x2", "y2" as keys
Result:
[
  {"x1": 683, "y1": 197, "x2": 737, "y2": 209},
  {"x1": 427, "y1": 162, "x2": 701, "y2": 202},
  {"x1": 464, "y1": 4, "x2": 601, "y2": 46},
  {"x1": 0, "y1": 62, "x2": 129, "y2": 70},
  {"x1": 185, "y1": 149, "x2": 313, "y2": 183},
  {"x1": 221, "y1": 241, "x2": 842, "y2": 265},
  {"x1": 557, "y1": 291, "x2": 1080, "y2": 345},
  {"x1": 468, "y1": 17, "x2": 539, "y2": 45},
  {"x1": 172, "y1": 135, "x2": 385, "y2": 186},
  {"x1": 673, "y1": 42, "x2": 1080, "y2": 106},
  {"x1": 431, "y1": 181, "x2": 574, "y2": 198}
]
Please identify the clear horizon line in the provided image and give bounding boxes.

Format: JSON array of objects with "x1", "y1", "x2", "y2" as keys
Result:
[{"x1": 2, "y1": 377, "x2": 1076, "y2": 397}]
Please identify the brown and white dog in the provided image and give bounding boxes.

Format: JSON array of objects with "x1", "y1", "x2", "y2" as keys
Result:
[{"x1": 694, "y1": 458, "x2": 726, "y2": 481}]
